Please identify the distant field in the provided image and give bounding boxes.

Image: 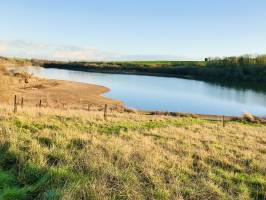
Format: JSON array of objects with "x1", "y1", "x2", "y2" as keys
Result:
[
  {"x1": 120, "y1": 60, "x2": 206, "y2": 66},
  {"x1": 0, "y1": 106, "x2": 265, "y2": 199}
]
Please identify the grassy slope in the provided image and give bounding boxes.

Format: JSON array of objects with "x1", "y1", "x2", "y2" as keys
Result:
[{"x1": 0, "y1": 106, "x2": 265, "y2": 200}]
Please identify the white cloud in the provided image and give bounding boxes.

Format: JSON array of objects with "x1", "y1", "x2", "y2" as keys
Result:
[
  {"x1": 0, "y1": 40, "x2": 123, "y2": 61},
  {"x1": 52, "y1": 46, "x2": 120, "y2": 61},
  {"x1": 0, "y1": 40, "x2": 196, "y2": 61}
]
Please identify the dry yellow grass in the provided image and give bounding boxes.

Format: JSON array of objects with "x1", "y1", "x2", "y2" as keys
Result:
[{"x1": 0, "y1": 105, "x2": 265, "y2": 199}]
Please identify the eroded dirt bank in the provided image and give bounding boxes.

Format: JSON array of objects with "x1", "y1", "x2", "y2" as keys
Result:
[{"x1": 0, "y1": 65, "x2": 122, "y2": 110}]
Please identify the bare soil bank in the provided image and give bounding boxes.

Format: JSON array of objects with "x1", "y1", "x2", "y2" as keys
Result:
[{"x1": 0, "y1": 65, "x2": 122, "y2": 109}]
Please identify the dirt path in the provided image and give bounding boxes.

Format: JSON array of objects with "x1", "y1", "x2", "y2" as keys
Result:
[{"x1": 0, "y1": 65, "x2": 122, "y2": 109}]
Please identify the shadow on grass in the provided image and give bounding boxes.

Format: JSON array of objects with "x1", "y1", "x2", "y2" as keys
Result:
[{"x1": 0, "y1": 141, "x2": 74, "y2": 200}]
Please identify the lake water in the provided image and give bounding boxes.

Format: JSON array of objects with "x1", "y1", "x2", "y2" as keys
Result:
[{"x1": 21, "y1": 66, "x2": 266, "y2": 116}]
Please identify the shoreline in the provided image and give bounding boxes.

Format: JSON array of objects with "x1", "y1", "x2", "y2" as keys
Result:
[
  {"x1": 137, "y1": 110, "x2": 266, "y2": 124},
  {"x1": 39, "y1": 61, "x2": 266, "y2": 83},
  {"x1": 2, "y1": 64, "x2": 266, "y2": 123},
  {"x1": 42, "y1": 65, "x2": 197, "y2": 79},
  {"x1": 0, "y1": 65, "x2": 122, "y2": 109},
  {"x1": 33, "y1": 65, "x2": 266, "y2": 120}
]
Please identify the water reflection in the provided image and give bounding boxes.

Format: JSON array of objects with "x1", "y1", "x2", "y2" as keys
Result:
[{"x1": 19, "y1": 66, "x2": 266, "y2": 116}]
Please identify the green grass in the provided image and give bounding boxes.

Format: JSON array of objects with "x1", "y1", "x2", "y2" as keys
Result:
[
  {"x1": 0, "y1": 106, "x2": 265, "y2": 199},
  {"x1": 119, "y1": 61, "x2": 205, "y2": 67}
]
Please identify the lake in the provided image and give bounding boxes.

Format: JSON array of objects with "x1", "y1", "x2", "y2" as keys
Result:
[{"x1": 21, "y1": 66, "x2": 266, "y2": 116}]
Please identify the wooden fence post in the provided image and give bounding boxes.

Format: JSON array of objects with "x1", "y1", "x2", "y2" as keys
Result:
[
  {"x1": 14, "y1": 95, "x2": 17, "y2": 113},
  {"x1": 104, "y1": 104, "x2": 108, "y2": 120},
  {"x1": 39, "y1": 100, "x2": 42, "y2": 108},
  {"x1": 222, "y1": 115, "x2": 225, "y2": 127},
  {"x1": 21, "y1": 97, "x2": 24, "y2": 109}
]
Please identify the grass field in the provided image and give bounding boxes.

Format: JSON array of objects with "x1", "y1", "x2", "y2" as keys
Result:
[
  {"x1": 0, "y1": 106, "x2": 265, "y2": 200},
  {"x1": 116, "y1": 61, "x2": 205, "y2": 67}
]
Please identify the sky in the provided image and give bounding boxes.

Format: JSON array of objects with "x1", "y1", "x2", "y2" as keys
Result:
[{"x1": 0, "y1": 0, "x2": 266, "y2": 61}]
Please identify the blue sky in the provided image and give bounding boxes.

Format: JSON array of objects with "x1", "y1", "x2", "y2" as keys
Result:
[{"x1": 0, "y1": 0, "x2": 266, "y2": 61}]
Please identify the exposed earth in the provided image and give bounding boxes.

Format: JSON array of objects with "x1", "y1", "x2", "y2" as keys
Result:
[{"x1": 0, "y1": 65, "x2": 122, "y2": 110}]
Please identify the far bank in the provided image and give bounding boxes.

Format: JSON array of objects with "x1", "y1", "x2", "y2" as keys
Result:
[{"x1": 1, "y1": 55, "x2": 266, "y2": 82}]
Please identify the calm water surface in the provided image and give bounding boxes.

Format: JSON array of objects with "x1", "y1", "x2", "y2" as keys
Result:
[{"x1": 21, "y1": 66, "x2": 266, "y2": 116}]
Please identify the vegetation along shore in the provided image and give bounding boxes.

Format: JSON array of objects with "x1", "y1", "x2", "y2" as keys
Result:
[{"x1": 2, "y1": 54, "x2": 266, "y2": 82}]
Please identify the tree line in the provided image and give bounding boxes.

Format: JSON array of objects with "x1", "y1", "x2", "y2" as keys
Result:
[{"x1": 205, "y1": 55, "x2": 266, "y2": 67}]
